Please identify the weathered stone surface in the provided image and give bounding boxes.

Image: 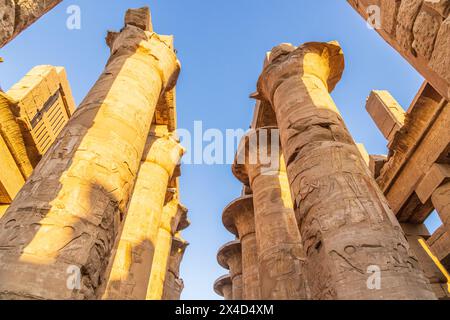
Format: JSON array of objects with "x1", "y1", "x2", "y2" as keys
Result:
[
  {"x1": 257, "y1": 41, "x2": 435, "y2": 299},
  {"x1": 424, "y1": 0, "x2": 450, "y2": 18},
  {"x1": 0, "y1": 0, "x2": 62, "y2": 48},
  {"x1": 146, "y1": 196, "x2": 185, "y2": 300},
  {"x1": 429, "y1": 15, "x2": 450, "y2": 83},
  {"x1": 381, "y1": 0, "x2": 402, "y2": 35},
  {"x1": 376, "y1": 83, "x2": 448, "y2": 222},
  {"x1": 0, "y1": 8, "x2": 180, "y2": 300},
  {"x1": 432, "y1": 181, "x2": 450, "y2": 226},
  {"x1": 427, "y1": 225, "x2": 450, "y2": 270},
  {"x1": 347, "y1": 0, "x2": 450, "y2": 101},
  {"x1": 401, "y1": 223, "x2": 449, "y2": 299},
  {"x1": 101, "y1": 131, "x2": 184, "y2": 300},
  {"x1": 366, "y1": 90, "x2": 405, "y2": 142},
  {"x1": 396, "y1": 0, "x2": 424, "y2": 52},
  {"x1": 217, "y1": 240, "x2": 243, "y2": 300},
  {"x1": 162, "y1": 237, "x2": 188, "y2": 300},
  {"x1": 233, "y1": 128, "x2": 307, "y2": 300},
  {"x1": 412, "y1": 6, "x2": 443, "y2": 60},
  {"x1": 125, "y1": 7, "x2": 153, "y2": 32},
  {"x1": 214, "y1": 275, "x2": 233, "y2": 300},
  {"x1": 0, "y1": 0, "x2": 15, "y2": 48},
  {"x1": 369, "y1": 154, "x2": 387, "y2": 179},
  {"x1": 7, "y1": 65, "x2": 76, "y2": 157},
  {"x1": 416, "y1": 164, "x2": 450, "y2": 204},
  {"x1": 222, "y1": 196, "x2": 261, "y2": 300}
]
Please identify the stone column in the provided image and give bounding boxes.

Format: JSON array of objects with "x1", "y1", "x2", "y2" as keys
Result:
[
  {"x1": 1, "y1": 0, "x2": 63, "y2": 48},
  {"x1": 233, "y1": 127, "x2": 306, "y2": 300},
  {"x1": 101, "y1": 130, "x2": 184, "y2": 299},
  {"x1": 416, "y1": 163, "x2": 450, "y2": 270},
  {"x1": 214, "y1": 275, "x2": 233, "y2": 300},
  {"x1": 162, "y1": 237, "x2": 188, "y2": 300},
  {"x1": 0, "y1": 7, "x2": 180, "y2": 300},
  {"x1": 146, "y1": 198, "x2": 186, "y2": 300},
  {"x1": 432, "y1": 182, "x2": 450, "y2": 229},
  {"x1": 256, "y1": 41, "x2": 435, "y2": 300},
  {"x1": 222, "y1": 196, "x2": 260, "y2": 300},
  {"x1": 217, "y1": 240, "x2": 243, "y2": 300},
  {"x1": 401, "y1": 223, "x2": 449, "y2": 299}
]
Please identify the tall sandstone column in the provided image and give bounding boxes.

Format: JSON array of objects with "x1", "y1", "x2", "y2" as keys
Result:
[
  {"x1": 256, "y1": 41, "x2": 435, "y2": 300},
  {"x1": 101, "y1": 130, "x2": 184, "y2": 299},
  {"x1": 233, "y1": 127, "x2": 307, "y2": 300},
  {"x1": 1, "y1": 0, "x2": 63, "y2": 48},
  {"x1": 222, "y1": 196, "x2": 261, "y2": 300},
  {"x1": 217, "y1": 240, "x2": 244, "y2": 300},
  {"x1": 0, "y1": 7, "x2": 180, "y2": 300}
]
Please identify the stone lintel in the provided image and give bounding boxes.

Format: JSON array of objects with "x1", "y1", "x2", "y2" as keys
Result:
[
  {"x1": 214, "y1": 275, "x2": 232, "y2": 298},
  {"x1": 375, "y1": 81, "x2": 448, "y2": 221},
  {"x1": 346, "y1": 0, "x2": 450, "y2": 101},
  {"x1": 125, "y1": 7, "x2": 153, "y2": 32},
  {"x1": 416, "y1": 163, "x2": 450, "y2": 204},
  {"x1": 366, "y1": 90, "x2": 405, "y2": 141},
  {"x1": 222, "y1": 195, "x2": 255, "y2": 238},
  {"x1": 217, "y1": 240, "x2": 242, "y2": 272}
]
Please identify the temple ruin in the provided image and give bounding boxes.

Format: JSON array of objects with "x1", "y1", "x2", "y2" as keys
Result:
[{"x1": 0, "y1": 1, "x2": 449, "y2": 300}]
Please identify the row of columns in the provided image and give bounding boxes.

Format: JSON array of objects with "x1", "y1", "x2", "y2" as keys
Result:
[
  {"x1": 216, "y1": 41, "x2": 436, "y2": 300},
  {"x1": 0, "y1": 7, "x2": 188, "y2": 300}
]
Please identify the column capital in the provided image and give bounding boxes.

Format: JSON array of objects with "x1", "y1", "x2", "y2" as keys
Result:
[
  {"x1": 232, "y1": 126, "x2": 282, "y2": 186},
  {"x1": 143, "y1": 134, "x2": 185, "y2": 177},
  {"x1": 214, "y1": 275, "x2": 233, "y2": 299},
  {"x1": 108, "y1": 15, "x2": 180, "y2": 91},
  {"x1": 256, "y1": 41, "x2": 344, "y2": 105},
  {"x1": 222, "y1": 196, "x2": 255, "y2": 239},
  {"x1": 217, "y1": 240, "x2": 243, "y2": 279}
]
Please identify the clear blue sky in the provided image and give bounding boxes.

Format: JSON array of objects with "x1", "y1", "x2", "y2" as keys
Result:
[{"x1": 0, "y1": 0, "x2": 442, "y2": 300}]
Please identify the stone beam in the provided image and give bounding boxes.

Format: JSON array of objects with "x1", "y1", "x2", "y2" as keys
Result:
[
  {"x1": 256, "y1": 41, "x2": 435, "y2": 299},
  {"x1": 1, "y1": 0, "x2": 63, "y2": 48},
  {"x1": 0, "y1": 7, "x2": 180, "y2": 300},
  {"x1": 366, "y1": 90, "x2": 406, "y2": 142},
  {"x1": 214, "y1": 275, "x2": 233, "y2": 300},
  {"x1": 233, "y1": 127, "x2": 307, "y2": 300},
  {"x1": 222, "y1": 196, "x2": 261, "y2": 300},
  {"x1": 347, "y1": 0, "x2": 450, "y2": 100},
  {"x1": 217, "y1": 240, "x2": 243, "y2": 300},
  {"x1": 376, "y1": 83, "x2": 449, "y2": 223}
]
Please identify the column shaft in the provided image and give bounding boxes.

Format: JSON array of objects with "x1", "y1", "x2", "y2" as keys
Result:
[
  {"x1": 241, "y1": 233, "x2": 260, "y2": 300},
  {"x1": 257, "y1": 42, "x2": 435, "y2": 300},
  {"x1": 146, "y1": 199, "x2": 180, "y2": 300},
  {"x1": 252, "y1": 170, "x2": 306, "y2": 299},
  {"x1": 0, "y1": 11, "x2": 179, "y2": 300}
]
